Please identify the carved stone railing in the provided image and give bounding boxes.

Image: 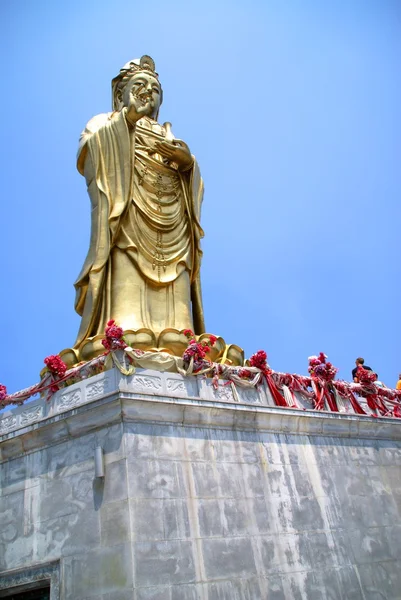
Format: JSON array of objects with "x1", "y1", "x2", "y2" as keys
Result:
[
  {"x1": 0, "y1": 367, "x2": 269, "y2": 437},
  {"x1": 1, "y1": 368, "x2": 401, "y2": 457}
]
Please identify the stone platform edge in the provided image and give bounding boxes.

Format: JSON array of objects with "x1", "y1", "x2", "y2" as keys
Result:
[{"x1": 1, "y1": 367, "x2": 400, "y2": 460}]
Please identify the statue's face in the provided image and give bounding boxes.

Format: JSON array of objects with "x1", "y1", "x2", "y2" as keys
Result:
[{"x1": 122, "y1": 72, "x2": 162, "y2": 119}]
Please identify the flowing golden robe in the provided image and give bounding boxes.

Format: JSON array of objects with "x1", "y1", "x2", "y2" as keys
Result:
[{"x1": 74, "y1": 109, "x2": 205, "y2": 348}]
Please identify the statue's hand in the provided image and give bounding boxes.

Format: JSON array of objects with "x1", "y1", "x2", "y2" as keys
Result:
[{"x1": 154, "y1": 139, "x2": 193, "y2": 170}]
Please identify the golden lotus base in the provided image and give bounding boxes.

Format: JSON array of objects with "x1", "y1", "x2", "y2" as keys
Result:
[{"x1": 55, "y1": 328, "x2": 245, "y2": 370}]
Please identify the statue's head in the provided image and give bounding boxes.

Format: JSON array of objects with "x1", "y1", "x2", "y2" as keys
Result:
[{"x1": 112, "y1": 55, "x2": 163, "y2": 119}]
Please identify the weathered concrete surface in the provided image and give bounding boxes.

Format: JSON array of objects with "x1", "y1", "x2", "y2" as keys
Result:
[{"x1": 1, "y1": 368, "x2": 401, "y2": 599}]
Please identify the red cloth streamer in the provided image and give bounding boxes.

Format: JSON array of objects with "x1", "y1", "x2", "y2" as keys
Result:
[
  {"x1": 366, "y1": 394, "x2": 388, "y2": 416},
  {"x1": 347, "y1": 390, "x2": 367, "y2": 415},
  {"x1": 312, "y1": 381, "x2": 325, "y2": 410},
  {"x1": 325, "y1": 387, "x2": 339, "y2": 412},
  {"x1": 393, "y1": 405, "x2": 401, "y2": 418},
  {"x1": 311, "y1": 380, "x2": 338, "y2": 411},
  {"x1": 265, "y1": 373, "x2": 289, "y2": 407}
]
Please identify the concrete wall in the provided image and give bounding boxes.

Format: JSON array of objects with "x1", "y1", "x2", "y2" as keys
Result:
[{"x1": 1, "y1": 368, "x2": 401, "y2": 599}]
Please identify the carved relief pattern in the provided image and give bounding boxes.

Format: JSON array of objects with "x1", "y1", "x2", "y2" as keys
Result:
[
  {"x1": 0, "y1": 415, "x2": 17, "y2": 433},
  {"x1": 133, "y1": 376, "x2": 162, "y2": 391},
  {"x1": 57, "y1": 390, "x2": 82, "y2": 412},
  {"x1": 20, "y1": 405, "x2": 43, "y2": 425},
  {"x1": 166, "y1": 378, "x2": 197, "y2": 397},
  {"x1": 166, "y1": 379, "x2": 186, "y2": 393},
  {"x1": 86, "y1": 378, "x2": 110, "y2": 400},
  {"x1": 213, "y1": 385, "x2": 234, "y2": 402}
]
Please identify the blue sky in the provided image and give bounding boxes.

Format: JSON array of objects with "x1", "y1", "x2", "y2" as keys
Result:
[{"x1": 1, "y1": 0, "x2": 400, "y2": 395}]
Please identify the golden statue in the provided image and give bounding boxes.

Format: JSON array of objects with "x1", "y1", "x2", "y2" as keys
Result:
[
  {"x1": 72, "y1": 55, "x2": 207, "y2": 358},
  {"x1": 60, "y1": 55, "x2": 243, "y2": 366}
]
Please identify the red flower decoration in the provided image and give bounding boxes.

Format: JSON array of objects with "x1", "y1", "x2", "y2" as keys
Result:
[
  {"x1": 308, "y1": 353, "x2": 337, "y2": 382},
  {"x1": 249, "y1": 350, "x2": 268, "y2": 370},
  {"x1": 101, "y1": 319, "x2": 127, "y2": 351},
  {"x1": 182, "y1": 334, "x2": 217, "y2": 373},
  {"x1": 44, "y1": 355, "x2": 67, "y2": 377},
  {"x1": 0, "y1": 384, "x2": 7, "y2": 401}
]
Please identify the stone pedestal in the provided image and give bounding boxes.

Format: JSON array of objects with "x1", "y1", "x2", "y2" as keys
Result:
[{"x1": 1, "y1": 368, "x2": 401, "y2": 599}]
